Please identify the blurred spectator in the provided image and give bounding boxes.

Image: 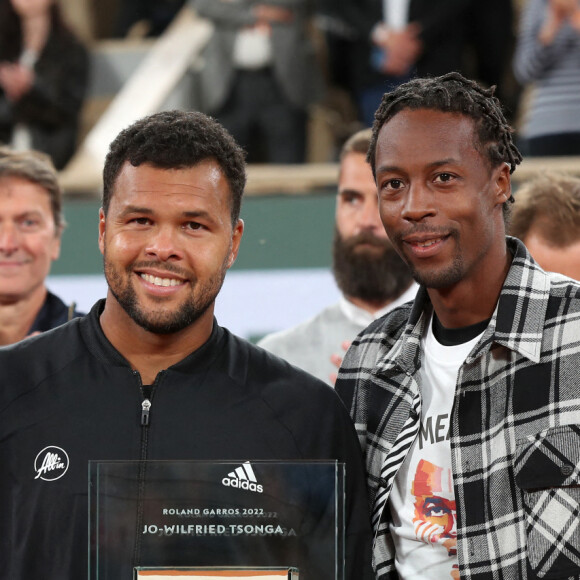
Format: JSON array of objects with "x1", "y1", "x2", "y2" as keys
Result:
[
  {"x1": 258, "y1": 129, "x2": 416, "y2": 384},
  {"x1": 115, "y1": 0, "x2": 186, "y2": 37},
  {"x1": 191, "y1": 0, "x2": 323, "y2": 163},
  {"x1": 0, "y1": 0, "x2": 89, "y2": 170},
  {"x1": 313, "y1": 0, "x2": 356, "y2": 93},
  {"x1": 463, "y1": 0, "x2": 518, "y2": 117},
  {"x1": 0, "y1": 148, "x2": 82, "y2": 346},
  {"x1": 329, "y1": 0, "x2": 467, "y2": 127},
  {"x1": 513, "y1": 0, "x2": 580, "y2": 156},
  {"x1": 510, "y1": 173, "x2": 580, "y2": 280}
]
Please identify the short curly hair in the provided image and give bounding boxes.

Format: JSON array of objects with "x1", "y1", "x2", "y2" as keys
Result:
[
  {"x1": 102, "y1": 110, "x2": 246, "y2": 225},
  {"x1": 367, "y1": 73, "x2": 522, "y2": 220}
]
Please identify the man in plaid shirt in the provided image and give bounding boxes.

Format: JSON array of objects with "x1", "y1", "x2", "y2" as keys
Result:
[{"x1": 336, "y1": 72, "x2": 580, "y2": 579}]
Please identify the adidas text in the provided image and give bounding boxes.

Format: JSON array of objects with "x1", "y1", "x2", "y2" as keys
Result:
[{"x1": 222, "y1": 477, "x2": 263, "y2": 493}]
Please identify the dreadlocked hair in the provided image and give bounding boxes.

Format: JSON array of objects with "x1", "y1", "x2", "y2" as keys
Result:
[{"x1": 367, "y1": 72, "x2": 522, "y2": 186}]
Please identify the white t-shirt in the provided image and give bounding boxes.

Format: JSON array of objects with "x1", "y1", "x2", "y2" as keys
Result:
[
  {"x1": 388, "y1": 314, "x2": 483, "y2": 579},
  {"x1": 233, "y1": 23, "x2": 273, "y2": 69}
]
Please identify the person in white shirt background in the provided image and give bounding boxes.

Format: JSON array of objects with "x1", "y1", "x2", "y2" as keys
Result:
[{"x1": 259, "y1": 128, "x2": 416, "y2": 384}]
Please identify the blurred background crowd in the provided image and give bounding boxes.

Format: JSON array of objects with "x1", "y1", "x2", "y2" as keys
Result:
[
  {"x1": 2, "y1": 0, "x2": 580, "y2": 172},
  {"x1": 1, "y1": 0, "x2": 579, "y2": 344}
]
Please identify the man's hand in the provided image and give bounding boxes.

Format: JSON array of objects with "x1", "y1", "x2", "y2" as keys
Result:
[
  {"x1": 570, "y1": 6, "x2": 580, "y2": 31},
  {"x1": 329, "y1": 340, "x2": 352, "y2": 385},
  {"x1": 551, "y1": 0, "x2": 577, "y2": 18},
  {"x1": 539, "y1": 0, "x2": 580, "y2": 44},
  {"x1": 253, "y1": 4, "x2": 294, "y2": 24},
  {"x1": 0, "y1": 63, "x2": 34, "y2": 102},
  {"x1": 373, "y1": 22, "x2": 422, "y2": 76}
]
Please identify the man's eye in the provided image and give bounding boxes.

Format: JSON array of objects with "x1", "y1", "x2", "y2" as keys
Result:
[
  {"x1": 382, "y1": 179, "x2": 403, "y2": 191},
  {"x1": 426, "y1": 508, "x2": 447, "y2": 517},
  {"x1": 21, "y1": 219, "x2": 41, "y2": 228},
  {"x1": 341, "y1": 193, "x2": 361, "y2": 205},
  {"x1": 185, "y1": 222, "x2": 202, "y2": 231},
  {"x1": 131, "y1": 217, "x2": 151, "y2": 225},
  {"x1": 435, "y1": 173, "x2": 454, "y2": 183}
]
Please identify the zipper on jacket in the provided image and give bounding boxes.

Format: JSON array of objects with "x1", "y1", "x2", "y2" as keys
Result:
[
  {"x1": 141, "y1": 399, "x2": 151, "y2": 426},
  {"x1": 136, "y1": 370, "x2": 165, "y2": 454},
  {"x1": 132, "y1": 369, "x2": 164, "y2": 569}
]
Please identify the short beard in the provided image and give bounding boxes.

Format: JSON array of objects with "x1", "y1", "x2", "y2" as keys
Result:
[
  {"x1": 104, "y1": 255, "x2": 227, "y2": 335},
  {"x1": 408, "y1": 256, "x2": 464, "y2": 289},
  {"x1": 332, "y1": 229, "x2": 413, "y2": 305},
  {"x1": 390, "y1": 228, "x2": 464, "y2": 289}
]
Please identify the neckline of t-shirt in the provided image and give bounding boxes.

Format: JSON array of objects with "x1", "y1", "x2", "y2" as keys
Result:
[
  {"x1": 432, "y1": 312, "x2": 490, "y2": 346},
  {"x1": 422, "y1": 313, "x2": 488, "y2": 365}
]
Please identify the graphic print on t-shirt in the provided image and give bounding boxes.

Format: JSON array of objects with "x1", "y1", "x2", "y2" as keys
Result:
[
  {"x1": 389, "y1": 411, "x2": 459, "y2": 579},
  {"x1": 412, "y1": 458, "x2": 457, "y2": 562},
  {"x1": 389, "y1": 315, "x2": 483, "y2": 580}
]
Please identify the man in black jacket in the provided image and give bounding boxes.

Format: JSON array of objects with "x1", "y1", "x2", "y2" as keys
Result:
[
  {"x1": 0, "y1": 148, "x2": 81, "y2": 346},
  {"x1": 0, "y1": 111, "x2": 373, "y2": 579}
]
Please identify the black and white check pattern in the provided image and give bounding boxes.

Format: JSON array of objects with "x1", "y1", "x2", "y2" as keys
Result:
[{"x1": 336, "y1": 238, "x2": 580, "y2": 579}]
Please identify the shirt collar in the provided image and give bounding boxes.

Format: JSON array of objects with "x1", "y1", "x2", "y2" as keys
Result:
[
  {"x1": 394, "y1": 237, "x2": 553, "y2": 372},
  {"x1": 338, "y1": 282, "x2": 418, "y2": 326},
  {"x1": 29, "y1": 290, "x2": 69, "y2": 334},
  {"x1": 481, "y1": 236, "x2": 551, "y2": 363}
]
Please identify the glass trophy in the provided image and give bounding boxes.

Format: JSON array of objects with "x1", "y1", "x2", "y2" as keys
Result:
[{"x1": 89, "y1": 460, "x2": 344, "y2": 580}]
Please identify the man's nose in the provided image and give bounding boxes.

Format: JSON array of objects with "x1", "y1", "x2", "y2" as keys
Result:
[
  {"x1": 401, "y1": 182, "x2": 436, "y2": 222},
  {"x1": 144, "y1": 226, "x2": 184, "y2": 261},
  {"x1": 0, "y1": 223, "x2": 20, "y2": 254},
  {"x1": 359, "y1": 198, "x2": 387, "y2": 234}
]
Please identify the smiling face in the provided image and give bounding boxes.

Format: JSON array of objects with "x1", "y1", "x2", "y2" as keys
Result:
[
  {"x1": 98, "y1": 160, "x2": 243, "y2": 335},
  {"x1": 0, "y1": 176, "x2": 61, "y2": 304},
  {"x1": 375, "y1": 108, "x2": 510, "y2": 291}
]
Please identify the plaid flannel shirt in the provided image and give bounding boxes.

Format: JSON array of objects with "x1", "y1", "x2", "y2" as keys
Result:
[{"x1": 336, "y1": 237, "x2": 580, "y2": 579}]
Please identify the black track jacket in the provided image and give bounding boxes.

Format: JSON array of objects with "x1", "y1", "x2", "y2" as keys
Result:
[{"x1": 0, "y1": 300, "x2": 373, "y2": 579}]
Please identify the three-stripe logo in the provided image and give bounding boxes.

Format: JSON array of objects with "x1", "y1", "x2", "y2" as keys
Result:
[{"x1": 222, "y1": 461, "x2": 264, "y2": 493}]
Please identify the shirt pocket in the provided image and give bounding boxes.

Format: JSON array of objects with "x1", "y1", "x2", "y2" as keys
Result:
[{"x1": 515, "y1": 424, "x2": 580, "y2": 579}]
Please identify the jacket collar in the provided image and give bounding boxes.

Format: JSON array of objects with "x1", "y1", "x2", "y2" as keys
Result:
[
  {"x1": 81, "y1": 299, "x2": 224, "y2": 374},
  {"x1": 29, "y1": 290, "x2": 70, "y2": 334}
]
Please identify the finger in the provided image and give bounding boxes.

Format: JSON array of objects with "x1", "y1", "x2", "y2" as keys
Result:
[{"x1": 330, "y1": 353, "x2": 343, "y2": 369}]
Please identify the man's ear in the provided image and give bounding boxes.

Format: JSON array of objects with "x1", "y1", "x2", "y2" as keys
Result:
[
  {"x1": 227, "y1": 219, "x2": 244, "y2": 268},
  {"x1": 49, "y1": 229, "x2": 62, "y2": 262},
  {"x1": 493, "y1": 162, "x2": 512, "y2": 207},
  {"x1": 98, "y1": 208, "x2": 106, "y2": 256}
]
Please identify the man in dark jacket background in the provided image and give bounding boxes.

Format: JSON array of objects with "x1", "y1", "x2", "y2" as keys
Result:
[{"x1": 0, "y1": 147, "x2": 81, "y2": 346}]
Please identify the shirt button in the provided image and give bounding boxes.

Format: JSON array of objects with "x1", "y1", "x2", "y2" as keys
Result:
[{"x1": 561, "y1": 464, "x2": 574, "y2": 477}]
